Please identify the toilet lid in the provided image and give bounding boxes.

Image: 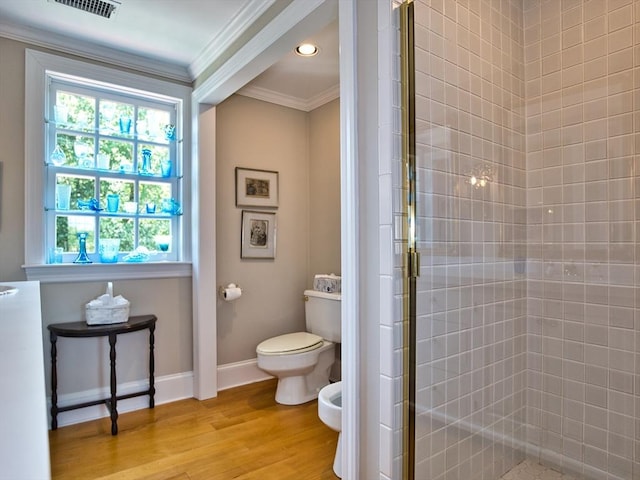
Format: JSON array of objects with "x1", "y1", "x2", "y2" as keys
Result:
[{"x1": 257, "y1": 332, "x2": 323, "y2": 355}]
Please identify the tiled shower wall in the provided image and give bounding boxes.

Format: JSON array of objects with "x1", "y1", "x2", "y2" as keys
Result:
[
  {"x1": 524, "y1": 1, "x2": 640, "y2": 478},
  {"x1": 411, "y1": 0, "x2": 640, "y2": 479},
  {"x1": 413, "y1": 0, "x2": 528, "y2": 478}
]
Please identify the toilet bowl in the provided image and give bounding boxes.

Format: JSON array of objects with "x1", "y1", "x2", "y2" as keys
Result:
[
  {"x1": 257, "y1": 332, "x2": 335, "y2": 405},
  {"x1": 256, "y1": 289, "x2": 342, "y2": 405},
  {"x1": 318, "y1": 381, "x2": 342, "y2": 478}
]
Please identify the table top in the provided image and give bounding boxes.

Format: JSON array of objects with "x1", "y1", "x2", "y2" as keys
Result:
[{"x1": 48, "y1": 314, "x2": 157, "y2": 337}]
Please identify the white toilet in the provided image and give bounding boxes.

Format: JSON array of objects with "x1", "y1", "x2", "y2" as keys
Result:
[
  {"x1": 318, "y1": 381, "x2": 342, "y2": 478},
  {"x1": 256, "y1": 289, "x2": 341, "y2": 405}
]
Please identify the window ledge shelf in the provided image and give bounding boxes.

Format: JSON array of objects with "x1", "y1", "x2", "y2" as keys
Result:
[{"x1": 23, "y1": 262, "x2": 192, "y2": 283}]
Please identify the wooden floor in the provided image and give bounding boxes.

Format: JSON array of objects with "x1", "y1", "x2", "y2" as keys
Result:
[{"x1": 49, "y1": 379, "x2": 339, "y2": 480}]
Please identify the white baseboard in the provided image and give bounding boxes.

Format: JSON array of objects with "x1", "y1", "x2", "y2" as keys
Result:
[
  {"x1": 217, "y1": 358, "x2": 273, "y2": 391},
  {"x1": 49, "y1": 360, "x2": 273, "y2": 428},
  {"x1": 50, "y1": 371, "x2": 194, "y2": 429}
]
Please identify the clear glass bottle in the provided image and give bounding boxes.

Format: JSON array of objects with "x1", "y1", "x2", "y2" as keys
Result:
[{"x1": 50, "y1": 145, "x2": 67, "y2": 166}]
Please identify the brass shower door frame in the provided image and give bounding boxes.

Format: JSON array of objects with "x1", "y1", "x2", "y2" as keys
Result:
[{"x1": 399, "y1": 1, "x2": 417, "y2": 479}]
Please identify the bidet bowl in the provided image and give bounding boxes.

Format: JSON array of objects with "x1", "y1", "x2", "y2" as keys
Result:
[
  {"x1": 318, "y1": 381, "x2": 342, "y2": 478},
  {"x1": 318, "y1": 381, "x2": 342, "y2": 431}
]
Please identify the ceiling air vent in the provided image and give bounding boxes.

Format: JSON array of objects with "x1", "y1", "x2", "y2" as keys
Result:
[{"x1": 49, "y1": 0, "x2": 122, "y2": 19}]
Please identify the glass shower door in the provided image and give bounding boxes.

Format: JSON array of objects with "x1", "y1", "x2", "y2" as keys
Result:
[
  {"x1": 405, "y1": 1, "x2": 528, "y2": 478},
  {"x1": 406, "y1": 1, "x2": 640, "y2": 479}
]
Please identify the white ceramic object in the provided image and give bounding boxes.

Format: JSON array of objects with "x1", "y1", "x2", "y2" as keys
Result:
[
  {"x1": 303, "y1": 290, "x2": 341, "y2": 341},
  {"x1": 318, "y1": 381, "x2": 342, "y2": 478},
  {"x1": 256, "y1": 289, "x2": 342, "y2": 405},
  {"x1": 257, "y1": 338, "x2": 335, "y2": 405}
]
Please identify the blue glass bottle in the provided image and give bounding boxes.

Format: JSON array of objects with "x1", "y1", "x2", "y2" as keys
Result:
[
  {"x1": 140, "y1": 148, "x2": 152, "y2": 175},
  {"x1": 73, "y1": 232, "x2": 92, "y2": 264}
]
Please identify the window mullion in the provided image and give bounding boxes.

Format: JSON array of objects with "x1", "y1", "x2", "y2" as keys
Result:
[
  {"x1": 45, "y1": 165, "x2": 57, "y2": 260},
  {"x1": 47, "y1": 83, "x2": 60, "y2": 260},
  {"x1": 92, "y1": 96, "x2": 100, "y2": 253},
  {"x1": 132, "y1": 103, "x2": 139, "y2": 250}
]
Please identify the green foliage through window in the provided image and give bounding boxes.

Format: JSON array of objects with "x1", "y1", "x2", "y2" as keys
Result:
[{"x1": 48, "y1": 80, "x2": 180, "y2": 263}]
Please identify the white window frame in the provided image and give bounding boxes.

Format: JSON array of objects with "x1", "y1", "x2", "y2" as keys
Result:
[{"x1": 24, "y1": 49, "x2": 192, "y2": 283}]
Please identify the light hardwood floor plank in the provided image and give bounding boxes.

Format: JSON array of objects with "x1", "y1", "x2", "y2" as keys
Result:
[{"x1": 49, "y1": 379, "x2": 338, "y2": 479}]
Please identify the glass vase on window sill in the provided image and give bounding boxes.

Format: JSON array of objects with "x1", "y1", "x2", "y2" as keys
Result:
[
  {"x1": 50, "y1": 145, "x2": 67, "y2": 166},
  {"x1": 155, "y1": 235, "x2": 171, "y2": 261},
  {"x1": 73, "y1": 232, "x2": 92, "y2": 264},
  {"x1": 139, "y1": 148, "x2": 152, "y2": 175}
]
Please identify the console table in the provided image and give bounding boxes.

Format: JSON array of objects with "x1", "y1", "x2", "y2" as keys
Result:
[{"x1": 48, "y1": 314, "x2": 157, "y2": 435}]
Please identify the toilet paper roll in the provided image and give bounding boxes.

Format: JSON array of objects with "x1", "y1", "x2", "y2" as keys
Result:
[{"x1": 223, "y1": 286, "x2": 242, "y2": 301}]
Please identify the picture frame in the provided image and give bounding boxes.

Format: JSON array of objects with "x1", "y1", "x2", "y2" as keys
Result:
[
  {"x1": 235, "y1": 167, "x2": 279, "y2": 208},
  {"x1": 241, "y1": 210, "x2": 277, "y2": 259}
]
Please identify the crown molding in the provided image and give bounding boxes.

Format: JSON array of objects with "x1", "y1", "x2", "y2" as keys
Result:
[
  {"x1": 237, "y1": 83, "x2": 339, "y2": 111},
  {"x1": 188, "y1": 0, "x2": 276, "y2": 80},
  {"x1": 0, "y1": 21, "x2": 191, "y2": 83},
  {"x1": 307, "y1": 84, "x2": 340, "y2": 111}
]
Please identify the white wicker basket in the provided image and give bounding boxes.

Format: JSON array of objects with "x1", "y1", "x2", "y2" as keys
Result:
[
  {"x1": 86, "y1": 303, "x2": 130, "y2": 325},
  {"x1": 85, "y1": 282, "x2": 130, "y2": 325}
]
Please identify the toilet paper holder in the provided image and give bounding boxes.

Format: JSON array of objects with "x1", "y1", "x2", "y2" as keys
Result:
[{"x1": 218, "y1": 283, "x2": 242, "y2": 300}]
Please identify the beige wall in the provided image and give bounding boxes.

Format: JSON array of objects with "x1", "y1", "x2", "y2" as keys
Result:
[
  {"x1": 215, "y1": 94, "x2": 340, "y2": 364},
  {"x1": 309, "y1": 98, "x2": 341, "y2": 279},
  {"x1": 40, "y1": 279, "x2": 192, "y2": 393},
  {"x1": 0, "y1": 38, "x2": 27, "y2": 281},
  {"x1": 0, "y1": 37, "x2": 193, "y2": 396}
]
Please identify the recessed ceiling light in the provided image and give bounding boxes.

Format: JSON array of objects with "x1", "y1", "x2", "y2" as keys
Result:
[{"x1": 295, "y1": 43, "x2": 319, "y2": 57}]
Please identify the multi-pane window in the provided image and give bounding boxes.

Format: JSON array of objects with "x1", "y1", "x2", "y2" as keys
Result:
[{"x1": 46, "y1": 77, "x2": 181, "y2": 264}]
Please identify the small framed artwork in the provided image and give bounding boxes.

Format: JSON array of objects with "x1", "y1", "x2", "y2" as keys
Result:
[
  {"x1": 241, "y1": 210, "x2": 277, "y2": 259},
  {"x1": 236, "y1": 167, "x2": 279, "y2": 208}
]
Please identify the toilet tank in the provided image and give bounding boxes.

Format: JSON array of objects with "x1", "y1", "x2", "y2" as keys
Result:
[{"x1": 304, "y1": 289, "x2": 341, "y2": 342}]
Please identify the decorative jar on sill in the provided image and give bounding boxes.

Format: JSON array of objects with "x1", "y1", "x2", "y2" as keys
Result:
[
  {"x1": 73, "y1": 232, "x2": 92, "y2": 264},
  {"x1": 140, "y1": 148, "x2": 152, "y2": 175},
  {"x1": 50, "y1": 145, "x2": 67, "y2": 166}
]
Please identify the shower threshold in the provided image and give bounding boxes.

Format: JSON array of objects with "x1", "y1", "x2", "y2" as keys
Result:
[{"x1": 500, "y1": 459, "x2": 577, "y2": 480}]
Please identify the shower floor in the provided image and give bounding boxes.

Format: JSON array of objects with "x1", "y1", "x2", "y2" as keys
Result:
[{"x1": 500, "y1": 459, "x2": 577, "y2": 480}]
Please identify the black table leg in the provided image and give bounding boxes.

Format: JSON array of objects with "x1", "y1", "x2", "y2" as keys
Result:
[
  {"x1": 50, "y1": 331, "x2": 58, "y2": 430},
  {"x1": 149, "y1": 323, "x2": 155, "y2": 408},
  {"x1": 108, "y1": 333, "x2": 118, "y2": 435}
]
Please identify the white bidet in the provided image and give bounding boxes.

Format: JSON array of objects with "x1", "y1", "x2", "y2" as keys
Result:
[{"x1": 318, "y1": 381, "x2": 342, "y2": 478}]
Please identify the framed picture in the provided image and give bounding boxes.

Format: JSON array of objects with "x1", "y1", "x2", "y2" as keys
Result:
[
  {"x1": 241, "y1": 210, "x2": 277, "y2": 259},
  {"x1": 236, "y1": 167, "x2": 279, "y2": 208}
]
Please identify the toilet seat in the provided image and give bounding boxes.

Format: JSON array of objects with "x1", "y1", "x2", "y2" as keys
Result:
[{"x1": 257, "y1": 332, "x2": 323, "y2": 356}]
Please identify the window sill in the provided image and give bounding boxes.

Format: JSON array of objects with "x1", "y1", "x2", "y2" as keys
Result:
[{"x1": 23, "y1": 262, "x2": 192, "y2": 283}]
